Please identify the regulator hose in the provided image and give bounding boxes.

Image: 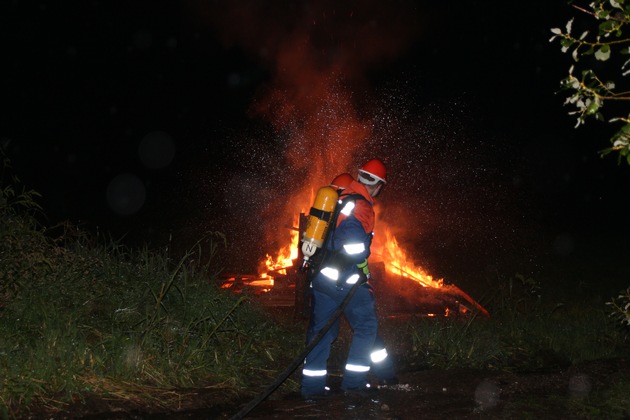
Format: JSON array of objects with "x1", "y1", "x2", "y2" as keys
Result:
[{"x1": 229, "y1": 278, "x2": 365, "y2": 420}]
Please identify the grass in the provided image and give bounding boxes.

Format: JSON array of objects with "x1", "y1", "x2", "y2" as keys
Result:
[
  {"x1": 565, "y1": 379, "x2": 630, "y2": 419},
  {"x1": 405, "y1": 273, "x2": 629, "y2": 371},
  {"x1": 0, "y1": 154, "x2": 303, "y2": 418},
  {"x1": 0, "y1": 228, "x2": 302, "y2": 417}
]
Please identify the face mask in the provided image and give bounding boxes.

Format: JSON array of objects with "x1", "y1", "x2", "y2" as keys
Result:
[{"x1": 371, "y1": 183, "x2": 383, "y2": 198}]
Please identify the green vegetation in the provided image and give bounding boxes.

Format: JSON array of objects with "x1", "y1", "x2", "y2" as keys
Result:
[
  {"x1": 565, "y1": 379, "x2": 630, "y2": 419},
  {"x1": 550, "y1": 0, "x2": 630, "y2": 375},
  {"x1": 607, "y1": 286, "x2": 630, "y2": 326},
  {"x1": 0, "y1": 152, "x2": 303, "y2": 418},
  {"x1": 406, "y1": 273, "x2": 629, "y2": 371},
  {"x1": 551, "y1": 0, "x2": 630, "y2": 165}
]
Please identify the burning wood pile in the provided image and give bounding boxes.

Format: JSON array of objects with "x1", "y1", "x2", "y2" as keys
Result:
[{"x1": 219, "y1": 213, "x2": 489, "y2": 319}]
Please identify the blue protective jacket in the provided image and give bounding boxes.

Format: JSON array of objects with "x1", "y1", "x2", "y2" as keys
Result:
[{"x1": 318, "y1": 180, "x2": 374, "y2": 284}]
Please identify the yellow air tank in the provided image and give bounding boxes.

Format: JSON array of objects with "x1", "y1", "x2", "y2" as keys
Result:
[{"x1": 301, "y1": 185, "x2": 338, "y2": 268}]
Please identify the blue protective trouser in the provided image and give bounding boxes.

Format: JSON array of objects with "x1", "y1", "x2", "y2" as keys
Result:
[
  {"x1": 370, "y1": 334, "x2": 396, "y2": 381},
  {"x1": 300, "y1": 272, "x2": 378, "y2": 396}
]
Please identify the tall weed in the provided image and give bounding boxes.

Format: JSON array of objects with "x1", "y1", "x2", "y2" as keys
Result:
[
  {"x1": 407, "y1": 273, "x2": 629, "y2": 371},
  {"x1": 0, "y1": 153, "x2": 301, "y2": 416}
]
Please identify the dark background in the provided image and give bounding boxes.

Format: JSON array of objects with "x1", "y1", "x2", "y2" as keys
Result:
[{"x1": 3, "y1": 1, "x2": 629, "y2": 299}]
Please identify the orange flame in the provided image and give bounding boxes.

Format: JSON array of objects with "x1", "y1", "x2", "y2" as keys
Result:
[
  {"x1": 261, "y1": 214, "x2": 301, "y2": 277},
  {"x1": 260, "y1": 211, "x2": 445, "y2": 293},
  {"x1": 254, "y1": 208, "x2": 491, "y2": 318},
  {"x1": 376, "y1": 227, "x2": 444, "y2": 289}
]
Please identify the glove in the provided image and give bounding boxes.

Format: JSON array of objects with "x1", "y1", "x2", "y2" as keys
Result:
[{"x1": 357, "y1": 259, "x2": 370, "y2": 283}]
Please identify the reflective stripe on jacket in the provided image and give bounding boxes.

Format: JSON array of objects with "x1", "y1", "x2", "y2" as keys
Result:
[{"x1": 319, "y1": 180, "x2": 374, "y2": 279}]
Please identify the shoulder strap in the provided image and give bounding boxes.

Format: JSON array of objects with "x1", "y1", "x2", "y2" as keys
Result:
[
  {"x1": 330, "y1": 193, "x2": 366, "y2": 228},
  {"x1": 327, "y1": 193, "x2": 370, "y2": 249},
  {"x1": 339, "y1": 192, "x2": 368, "y2": 203},
  {"x1": 308, "y1": 193, "x2": 370, "y2": 278}
]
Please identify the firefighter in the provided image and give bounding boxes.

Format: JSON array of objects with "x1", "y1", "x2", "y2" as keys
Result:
[
  {"x1": 326, "y1": 172, "x2": 398, "y2": 387},
  {"x1": 301, "y1": 159, "x2": 389, "y2": 399}
]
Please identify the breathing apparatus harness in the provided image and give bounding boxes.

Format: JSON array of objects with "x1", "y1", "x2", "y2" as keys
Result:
[{"x1": 308, "y1": 191, "x2": 372, "y2": 289}]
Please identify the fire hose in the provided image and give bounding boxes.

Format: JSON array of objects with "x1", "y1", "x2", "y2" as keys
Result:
[{"x1": 229, "y1": 277, "x2": 365, "y2": 420}]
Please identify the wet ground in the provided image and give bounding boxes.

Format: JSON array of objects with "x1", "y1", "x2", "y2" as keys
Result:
[
  {"x1": 228, "y1": 357, "x2": 629, "y2": 420},
  {"x1": 39, "y1": 356, "x2": 628, "y2": 419}
]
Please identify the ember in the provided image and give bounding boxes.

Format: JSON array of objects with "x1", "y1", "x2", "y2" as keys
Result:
[{"x1": 219, "y1": 274, "x2": 274, "y2": 294}]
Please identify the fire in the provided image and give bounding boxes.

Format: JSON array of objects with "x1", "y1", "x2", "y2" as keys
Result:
[
  {"x1": 259, "y1": 213, "x2": 445, "y2": 291},
  {"x1": 261, "y1": 214, "x2": 301, "y2": 277},
  {"x1": 219, "y1": 274, "x2": 274, "y2": 293},
  {"x1": 252, "y1": 209, "x2": 489, "y2": 318},
  {"x1": 377, "y1": 227, "x2": 444, "y2": 289}
]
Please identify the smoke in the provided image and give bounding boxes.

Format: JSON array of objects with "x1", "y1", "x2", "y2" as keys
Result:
[
  {"x1": 177, "y1": 1, "x2": 533, "y2": 286},
  {"x1": 184, "y1": 0, "x2": 425, "y2": 268},
  {"x1": 204, "y1": 0, "x2": 423, "y2": 178}
]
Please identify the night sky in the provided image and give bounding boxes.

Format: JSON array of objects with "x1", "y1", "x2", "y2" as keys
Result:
[{"x1": 3, "y1": 1, "x2": 629, "y2": 297}]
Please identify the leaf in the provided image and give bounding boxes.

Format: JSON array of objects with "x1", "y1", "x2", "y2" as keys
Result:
[
  {"x1": 572, "y1": 47, "x2": 580, "y2": 61},
  {"x1": 595, "y1": 45, "x2": 611, "y2": 61},
  {"x1": 596, "y1": 9, "x2": 610, "y2": 19},
  {"x1": 599, "y1": 20, "x2": 616, "y2": 33},
  {"x1": 586, "y1": 101, "x2": 600, "y2": 115}
]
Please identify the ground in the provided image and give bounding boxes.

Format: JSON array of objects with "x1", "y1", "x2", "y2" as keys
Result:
[
  {"x1": 237, "y1": 357, "x2": 630, "y2": 419},
  {"x1": 32, "y1": 357, "x2": 629, "y2": 419},
  {"x1": 18, "y1": 305, "x2": 630, "y2": 419},
  {"x1": 28, "y1": 305, "x2": 629, "y2": 420}
]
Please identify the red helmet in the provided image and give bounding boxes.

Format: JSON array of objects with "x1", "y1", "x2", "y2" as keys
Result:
[
  {"x1": 329, "y1": 173, "x2": 354, "y2": 190},
  {"x1": 358, "y1": 159, "x2": 387, "y2": 185}
]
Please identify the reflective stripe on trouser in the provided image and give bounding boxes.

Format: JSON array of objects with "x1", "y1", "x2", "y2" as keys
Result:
[
  {"x1": 300, "y1": 271, "x2": 378, "y2": 394},
  {"x1": 370, "y1": 334, "x2": 396, "y2": 381},
  {"x1": 300, "y1": 309, "x2": 340, "y2": 397}
]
